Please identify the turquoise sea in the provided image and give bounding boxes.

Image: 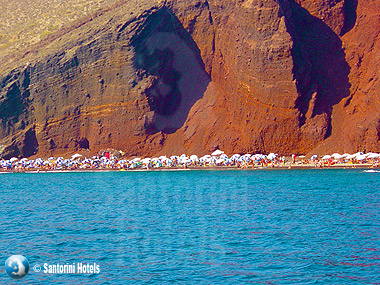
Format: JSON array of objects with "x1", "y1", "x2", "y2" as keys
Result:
[{"x1": 1, "y1": 169, "x2": 379, "y2": 284}]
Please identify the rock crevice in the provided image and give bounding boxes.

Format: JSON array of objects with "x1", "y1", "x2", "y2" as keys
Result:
[{"x1": 0, "y1": 0, "x2": 378, "y2": 157}]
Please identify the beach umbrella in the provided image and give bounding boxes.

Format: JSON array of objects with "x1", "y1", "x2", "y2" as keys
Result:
[
  {"x1": 179, "y1": 157, "x2": 189, "y2": 164},
  {"x1": 231, "y1": 154, "x2": 240, "y2": 160},
  {"x1": 252, "y1": 154, "x2": 264, "y2": 160},
  {"x1": 364, "y1": 152, "x2": 379, "y2": 158},
  {"x1": 240, "y1": 154, "x2": 252, "y2": 161},
  {"x1": 199, "y1": 156, "x2": 207, "y2": 163},
  {"x1": 55, "y1": 157, "x2": 63, "y2": 163},
  {"x1": 267, "y1": 153, "x2": 277, "y2": 160},
  {"x1": 9, "y1": 157, "x2": 18, "y2": 162},
  {"x1": 190, "y1": 155, "x2": 198, "y2": 161},
  {"x1": 356, "y1": 154, "x2": 367, "y2": 161},
  {"x1": 331, "y1": 153, "x2": 342, "y2": 159},
  {"x1": 322, "y1": 155, "x2": 331, "y2": 160},
  {"x1": 367, "y1": 153, "x2": 380, "y2": 159},
  {"x1": 311, "y1": 155, "x2": 318, "y2": 160},
  {"x1": 220, "y1": 154, "x2": 229, "y2": 160},
  {"x1": 141, "y1": 158, "x2": 151, "y2": 164},
  {"x1": 71, "y1": 153, "x2": 82, "y2": 159},
  {"x1": 211, "y1": 150, "x2": 224, "y2": 156}
]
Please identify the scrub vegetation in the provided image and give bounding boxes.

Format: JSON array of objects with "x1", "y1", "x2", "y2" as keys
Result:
[{"x1": 0, "y1": 0, "x2": 120, "y2": 60}]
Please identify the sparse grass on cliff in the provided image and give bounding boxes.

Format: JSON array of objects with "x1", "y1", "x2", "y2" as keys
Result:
[{"x1": 0, "y1": 0, "x2": 121, "y2": 60}]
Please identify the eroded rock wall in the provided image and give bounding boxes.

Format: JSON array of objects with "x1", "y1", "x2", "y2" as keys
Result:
[{"x1": 0, "y1": 0, "x2": 378, "y2": 158}]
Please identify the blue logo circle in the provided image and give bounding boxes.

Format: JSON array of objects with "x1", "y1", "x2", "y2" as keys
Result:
[{"x1": 5, "y1": 255, "x2": 29, "y2": 280}]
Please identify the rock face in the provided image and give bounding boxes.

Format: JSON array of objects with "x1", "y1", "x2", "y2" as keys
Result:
[{"x1": 0, "y1": 0, "x2": 379, "y2": 158}]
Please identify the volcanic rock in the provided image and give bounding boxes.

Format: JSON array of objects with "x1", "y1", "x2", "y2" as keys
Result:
[{"x1": 0, "y1": 0, "x2": 378, "y2": 158}]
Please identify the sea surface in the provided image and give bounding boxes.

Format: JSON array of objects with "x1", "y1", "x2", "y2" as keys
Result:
[{"x1": 0, "y1": 169, "x2": 379, "y2": 284}]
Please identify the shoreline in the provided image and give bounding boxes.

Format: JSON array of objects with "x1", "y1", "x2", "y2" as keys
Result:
[
  {"x1": 1, "y1": 163, "x2": 379, "y2": 173},
  {"x1": 3, "y1": 151, "x2": 380, "y2": 173}
]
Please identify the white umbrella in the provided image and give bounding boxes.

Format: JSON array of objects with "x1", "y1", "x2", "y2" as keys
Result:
[
  {"x1": 356, "y1": 154, "x2": 367, "y2": 161},
  {"x1": 220, "y1": 154, "x2": 229, "y2": 159},
  {"x1": 72, "y1": 153, "x2": 82, "y2": 159},
  {"x1": 331, "y1": 153, "x2": 342, "y2": 159},
  {"x1": 141, "y1": 158, "x2": 151, "y2": 164},
  {"x1": 367, "y1": 153, "x2": 380, "y2": 159},
  {"x1": 180, "y1": 157, "x2": 190, "y2": 164},
  {"x1": 231, "y1": 154, "x2": 241, "y2": 160},
  {"x1": 9, "y1": 157, "x2": 18, "y2": 162},
  {"x1": 322, "y1": 155, "x2": 331, "y2": 160},
  {"x1": 252, "y1": 154, "x2": 264, "y2": 160},
  {"x1": 190, "y1": 155, "x2": 198, "y2": 161},
  {"x1": 267, "y1": 153, "x2": 277, "y2": 160},
  {"x1": 211, "y1": 150, "x2": 224, "y2": 156},
  {"x1": 364, "y1": 152, "x2": 375, "y2": 158}
]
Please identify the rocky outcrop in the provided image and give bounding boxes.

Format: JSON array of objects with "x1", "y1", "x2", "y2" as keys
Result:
[{"x1": 0, "y1": 0, "x2": 378, "y2": 158}]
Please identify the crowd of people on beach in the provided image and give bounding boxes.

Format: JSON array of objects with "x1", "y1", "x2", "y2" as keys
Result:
[{"x1": 1, "y1": 150, "x2": 380, "y2": 172}]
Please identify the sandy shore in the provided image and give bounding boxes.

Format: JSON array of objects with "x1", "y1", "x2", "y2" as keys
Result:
[{"x1": 1, "y1": 163, "x2": 379, "y2": 173}]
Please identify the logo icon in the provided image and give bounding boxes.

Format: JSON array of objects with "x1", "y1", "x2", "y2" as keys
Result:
[{"x1": 5, "y1": 255, "x2": 29, "y2": 280}]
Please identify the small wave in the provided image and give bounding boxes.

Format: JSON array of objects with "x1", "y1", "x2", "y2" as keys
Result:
[{"x1": 363, "y1": 170, "x2": 380, "y2": 173}]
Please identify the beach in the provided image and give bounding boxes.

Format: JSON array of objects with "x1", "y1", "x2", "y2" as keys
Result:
[{"x1": 1, "y1": 151, "x2": 380, "y2": 172}]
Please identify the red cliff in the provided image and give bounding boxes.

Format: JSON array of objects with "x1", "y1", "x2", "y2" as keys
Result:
[{"x1": 0, "y1": 0, "x2": 378, "y2": 158}]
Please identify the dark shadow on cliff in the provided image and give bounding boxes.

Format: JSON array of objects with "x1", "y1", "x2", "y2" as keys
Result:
[
  {"x1": 281, "y1": 1, "x2": 352, "y2": 137},
  {"x1": 341, "y1": 0, "x2": 358, "y2": 36},
  {"x1": 131, "y1": 7, "x2": 210, "y2": 134}
]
